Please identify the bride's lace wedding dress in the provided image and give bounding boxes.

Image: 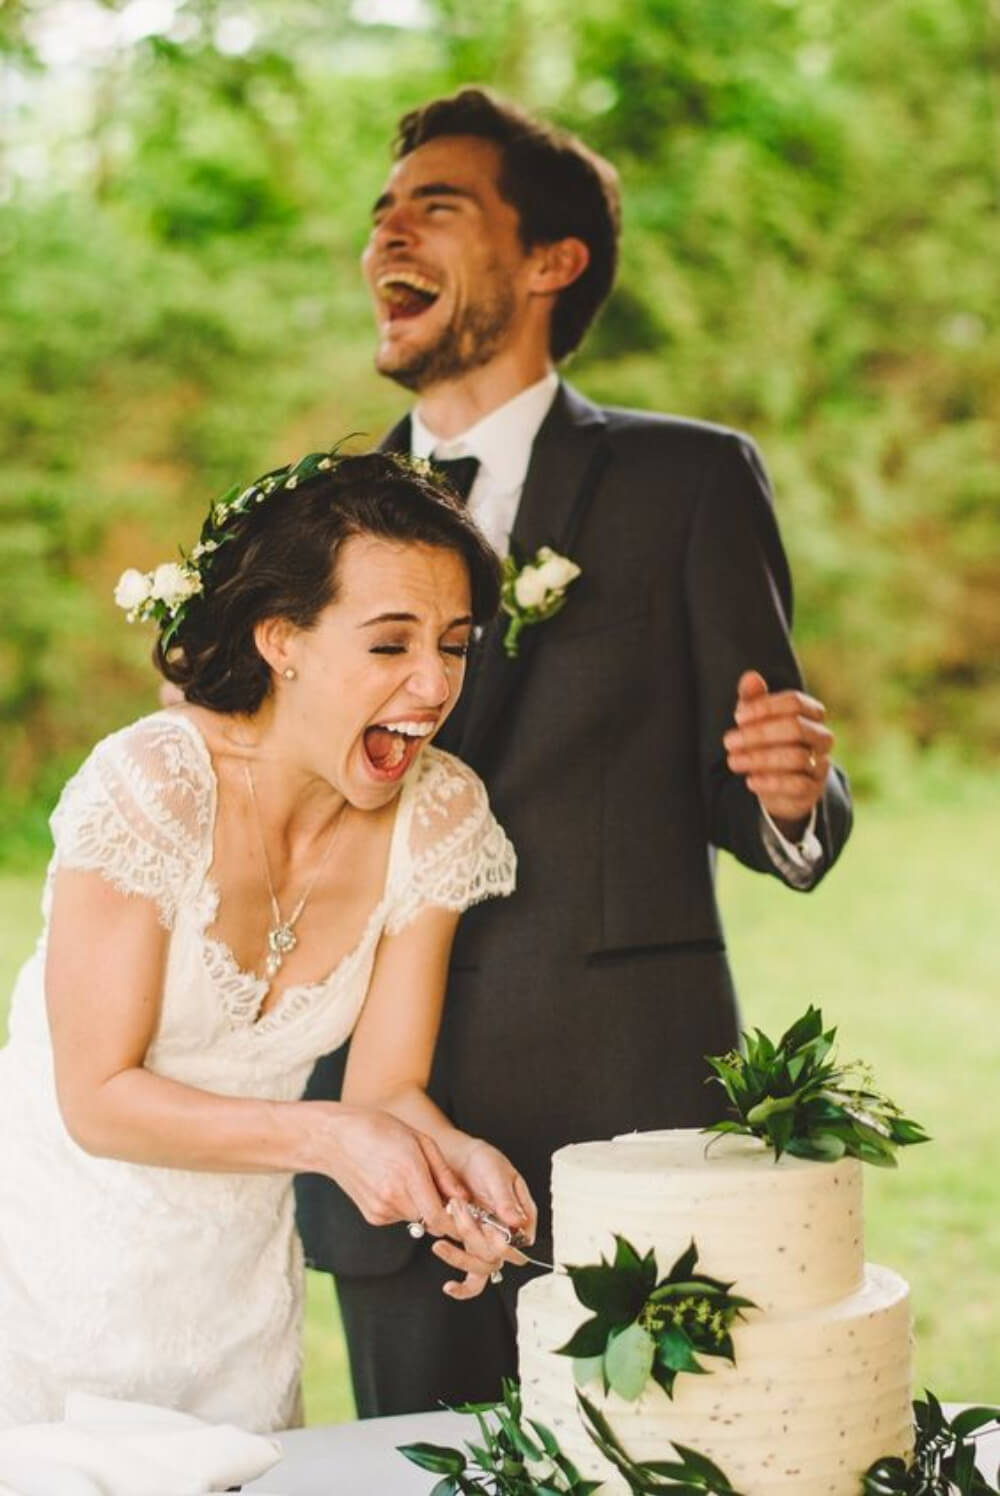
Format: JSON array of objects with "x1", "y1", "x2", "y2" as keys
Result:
[{"x1": 0, "y1": 712, "x2": 515, "y2": 1432}]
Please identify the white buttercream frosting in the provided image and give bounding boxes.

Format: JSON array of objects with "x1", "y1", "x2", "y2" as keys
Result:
[{"x1": 517, "y1": 1129, "x2": 913, "y2": 1496}]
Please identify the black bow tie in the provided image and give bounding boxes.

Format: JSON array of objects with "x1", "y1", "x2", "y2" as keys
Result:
[{"x1": 430, "y1": 455, "x2": 481, "y2": 502}]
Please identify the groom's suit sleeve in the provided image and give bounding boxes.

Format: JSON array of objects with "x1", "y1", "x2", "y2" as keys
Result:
[{"x1": 684, "y1": 430, "x2": 852, "y2": 885}]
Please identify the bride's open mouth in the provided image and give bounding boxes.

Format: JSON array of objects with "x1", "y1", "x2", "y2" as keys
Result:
[
  {"x1": 362, "y1": 719, "x2": 435, "y2": 780},
  {"x1": 376, "y1": 270, "x2": 442, "y2": 323}
]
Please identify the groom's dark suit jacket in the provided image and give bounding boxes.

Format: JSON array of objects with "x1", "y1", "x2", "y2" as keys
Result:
[{"x1": 296, "y1": 382, "x2": 852, "y2": 1273}]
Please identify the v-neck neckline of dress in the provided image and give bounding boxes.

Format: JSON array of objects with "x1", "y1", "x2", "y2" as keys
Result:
[{"x1": 160, "y1": 709, "x2": 415, "y2": 1032}]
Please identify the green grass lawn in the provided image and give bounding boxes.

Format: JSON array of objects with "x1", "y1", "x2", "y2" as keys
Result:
[{"x1": 2, "y1": 780, "x2": 997, "y2": 1420}]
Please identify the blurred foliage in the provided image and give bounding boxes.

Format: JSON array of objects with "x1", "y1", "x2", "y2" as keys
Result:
[{"x1": 1, "y1": 0, "x2": 997, "y2": 852}]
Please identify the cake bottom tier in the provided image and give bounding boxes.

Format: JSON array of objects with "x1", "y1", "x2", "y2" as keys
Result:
[{"x1": 517, "y1": 1263, "x2": 912, "y2": 1496}]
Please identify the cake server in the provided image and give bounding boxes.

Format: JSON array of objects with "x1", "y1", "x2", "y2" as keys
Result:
[{"x1": 462, "y1": 1201, "x2": 560, "y2": 1272}]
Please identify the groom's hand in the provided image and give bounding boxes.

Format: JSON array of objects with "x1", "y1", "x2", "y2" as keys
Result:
[
  {"x1": 431, "y1": 1140, "x2": 538, "y2": 1300},
  {"x1": 723, "y1": 670, "x2": 834, "y2": 835}
]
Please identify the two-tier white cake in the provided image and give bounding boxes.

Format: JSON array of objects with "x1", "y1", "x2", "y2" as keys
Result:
[{"x1": 517, "y1": 1129, "x2": 912, "y2": 1495}]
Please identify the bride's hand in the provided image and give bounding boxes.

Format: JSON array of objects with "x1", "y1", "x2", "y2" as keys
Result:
[
  {"x1": 317, "y1": 1106, "x2": 464, "y2": 1239},
  {"x1": 430, "y1": 1139, "x2": 538, "y2": 1300}
]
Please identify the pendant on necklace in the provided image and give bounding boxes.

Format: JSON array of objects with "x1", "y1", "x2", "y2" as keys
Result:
[{"x1": 265, "y1": 922, "x2": 298, "y2": 979}]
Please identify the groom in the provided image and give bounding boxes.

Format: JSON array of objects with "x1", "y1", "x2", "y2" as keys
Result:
[{"x1": 297, "y1": 88, "x2": 852, "y2": 1416}]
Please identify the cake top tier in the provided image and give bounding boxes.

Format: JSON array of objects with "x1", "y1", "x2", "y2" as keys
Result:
[{"x1": 551, "y1": 1128, "x2": 865, "y2": 1315}]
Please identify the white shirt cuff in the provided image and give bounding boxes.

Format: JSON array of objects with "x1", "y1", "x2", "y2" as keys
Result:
[{"x1": 759, "y1": 804, "x2": 823, "y2": 885}]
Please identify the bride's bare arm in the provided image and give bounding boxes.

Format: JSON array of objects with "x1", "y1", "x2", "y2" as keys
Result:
[
  {"x1": 44, "y1": 866, "x2": 462, "y2": 1236},
  {"x1": 342, "y1": 903, "x2": 537, "y2": 1293}
]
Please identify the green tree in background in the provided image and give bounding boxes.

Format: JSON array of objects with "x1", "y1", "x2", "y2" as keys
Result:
[{"x1": 1, "y1": 0, "x2": 997, "y2": 851}]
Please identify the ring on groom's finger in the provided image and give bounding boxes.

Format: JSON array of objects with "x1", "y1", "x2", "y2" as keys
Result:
[
  {"x1": 806, "y1": 749, "x2": 818, "y2": 775},
  {"x1": 490, "y1": 1269, "x2": 504, "y2": 1285},
  {"x1": 406, "y1": 1220, "x2": 426, "y2": 1240}
]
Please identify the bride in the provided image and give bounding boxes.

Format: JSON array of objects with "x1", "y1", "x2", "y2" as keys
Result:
[{"x1": 0, "y1": 449, "x2": 532, "y2": 1432}]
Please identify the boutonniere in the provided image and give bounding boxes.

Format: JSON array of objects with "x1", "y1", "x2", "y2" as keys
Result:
[{"x1": 500, "y1": 545, "x2": 582, "y2": 658}]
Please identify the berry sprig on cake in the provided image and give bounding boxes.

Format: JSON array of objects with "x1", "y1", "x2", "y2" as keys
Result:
[{"x1": 704, "y1": 1005, "x2": 929, "y2": 1165}]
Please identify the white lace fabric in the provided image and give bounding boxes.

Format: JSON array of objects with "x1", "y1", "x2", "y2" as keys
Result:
[{"x1": 0, "y1": 712, "x2": 515, "y2": 1431}]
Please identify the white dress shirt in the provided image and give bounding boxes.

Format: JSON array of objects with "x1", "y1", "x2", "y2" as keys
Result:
[
  {"x1": 411, "y1": 371, "x2": 559, "y2": 557},
  {"x1": 411, "y1": 371, "x2": 821, "y2": 878}
]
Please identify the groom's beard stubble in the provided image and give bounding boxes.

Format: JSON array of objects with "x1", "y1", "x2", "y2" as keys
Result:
[{"x1": 377, "y1": 270, "x2": 517, "y2": 392}]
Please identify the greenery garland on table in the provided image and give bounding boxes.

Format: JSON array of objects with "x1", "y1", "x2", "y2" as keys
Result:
[
  {"x1": 399, "y1": 1379, "x2": 600, "y2": 1496},
  {"x1": 554, "y1": 1236, "x2": 756, "y2": 1402},
  {"x1": 399, "y1": 1387, "x2": 1000, "y2": 1496},
  {"x1": 704, "y1": 1005, "x2": 930, "y2": 1165},
  {"x1": 397, "y1": 1379, "x2": 742, "y2": 1495},
  {"x1": 862, "y1": 1394, "x2": 1000, "y2": 1495}
]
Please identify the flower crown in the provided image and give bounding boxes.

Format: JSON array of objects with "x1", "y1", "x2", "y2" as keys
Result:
[{"x1": 114, "y1": 446, "x2": 437, "y2": 647}]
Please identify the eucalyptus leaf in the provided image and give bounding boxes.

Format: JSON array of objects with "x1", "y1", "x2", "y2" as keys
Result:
[
  {"x1": 605, "y1": 1321, "x2": 655, "y2": 1401},
  {"x1": 572, "y1": 1354, "x2": 606, "y2": 1388}
]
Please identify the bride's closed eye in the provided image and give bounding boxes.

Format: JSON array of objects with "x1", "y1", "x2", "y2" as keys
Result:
[{"x1": 369, "y1": 642, "x2": 470, "y2": 658}]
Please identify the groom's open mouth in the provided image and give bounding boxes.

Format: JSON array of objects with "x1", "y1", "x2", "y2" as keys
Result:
[
  {"x1": 363, "y1": 718, "x2": 436, "y2": 780},
  {"x1": 376, "y1": 270, "x2": 442, "y2": 322}
]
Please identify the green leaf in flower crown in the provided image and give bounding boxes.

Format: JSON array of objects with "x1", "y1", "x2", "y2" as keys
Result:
[{"x1": 605, "y1": 1321, "x2": 656, "y2": 1401}]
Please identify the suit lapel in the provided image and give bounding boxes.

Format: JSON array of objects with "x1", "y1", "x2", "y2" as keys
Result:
[
  {"x1": 454, "y1": 384, "x2": 610, "y2": 766},
  {"x1": 379, "y1": 413, "x2": 411, "y2": 456}
]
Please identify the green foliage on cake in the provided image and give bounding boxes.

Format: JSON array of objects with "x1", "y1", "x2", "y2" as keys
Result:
[
  {"x1": 555, "y1": 1236, "x2": 755, "y2": 1402},
  {"x1": 862, "y1": 1393, "x2": 1000, "y2": 1495},
  {"x1": 704, "y1": 1006, "x2": 929, "y2": 1165}
]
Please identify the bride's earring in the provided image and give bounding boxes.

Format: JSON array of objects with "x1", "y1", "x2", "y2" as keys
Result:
[{"x1": 282, "y1": 667, "x2": 297, "y2": 681}]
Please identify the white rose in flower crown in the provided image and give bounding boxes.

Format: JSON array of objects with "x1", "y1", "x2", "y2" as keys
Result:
[
  {"x1": 533, "y1": 547, "x2": 582, "y2": 593},
  {"x1": 114, "y1": 568, "x2": 152, "y2": 611},
  {"x1": 151, "y1": 562, "x2": 200, "y2": 608}
]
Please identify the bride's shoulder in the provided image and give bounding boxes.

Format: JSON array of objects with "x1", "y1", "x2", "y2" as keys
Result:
[
  {"x1": 57, "y1": 710, "x2": 215, "y2": 831},
  {"x1": 409, "y1": 746, "x2": 491, "y2": 829},
  {"x1": 80, "y1": 709, "x2": 211, "y2": 786}
]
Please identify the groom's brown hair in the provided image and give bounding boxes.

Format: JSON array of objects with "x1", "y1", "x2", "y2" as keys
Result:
[{"x1": 393, "y1": 88, "x2": 621, "y2": 362}]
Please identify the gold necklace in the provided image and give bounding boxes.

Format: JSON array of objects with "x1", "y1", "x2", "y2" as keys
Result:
[{"x1": 243, "y1": 765, "x2": 344, "y2": 982}]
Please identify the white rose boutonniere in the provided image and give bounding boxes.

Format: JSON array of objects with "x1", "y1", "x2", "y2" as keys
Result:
[{"x1": 500, "y1": 545, "x2": 582, "y2": 658}]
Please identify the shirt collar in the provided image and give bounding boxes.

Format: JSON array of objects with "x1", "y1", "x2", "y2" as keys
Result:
[{"x1": 410, "y1": 371, "x2": 560, "y2": 490}]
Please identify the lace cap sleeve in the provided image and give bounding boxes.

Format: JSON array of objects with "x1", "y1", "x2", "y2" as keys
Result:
[
  {"x1": 49, "y1": 713, "x2": 215, "y2": 929},
  {"x1": 386, "y1": 749, "x2": 516, "y2": 936}
]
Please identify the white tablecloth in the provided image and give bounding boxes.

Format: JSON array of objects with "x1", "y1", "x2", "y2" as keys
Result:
[
  {"x1": 243, "y1": 1409, "x2": 473, "y2": 1494},
  {"x1": 244, "y1": 1406, "x2": 1000, "y2": 1495}
]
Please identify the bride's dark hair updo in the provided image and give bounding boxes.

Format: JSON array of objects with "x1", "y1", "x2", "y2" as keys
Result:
[{"x1": 155, "y1": 450, "x2": 501, "y2": 714}]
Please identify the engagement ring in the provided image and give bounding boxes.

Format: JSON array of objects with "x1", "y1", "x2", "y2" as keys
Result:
[{"x1": 406, "y1": 1220, "x2": 426, "y2": 1240}]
